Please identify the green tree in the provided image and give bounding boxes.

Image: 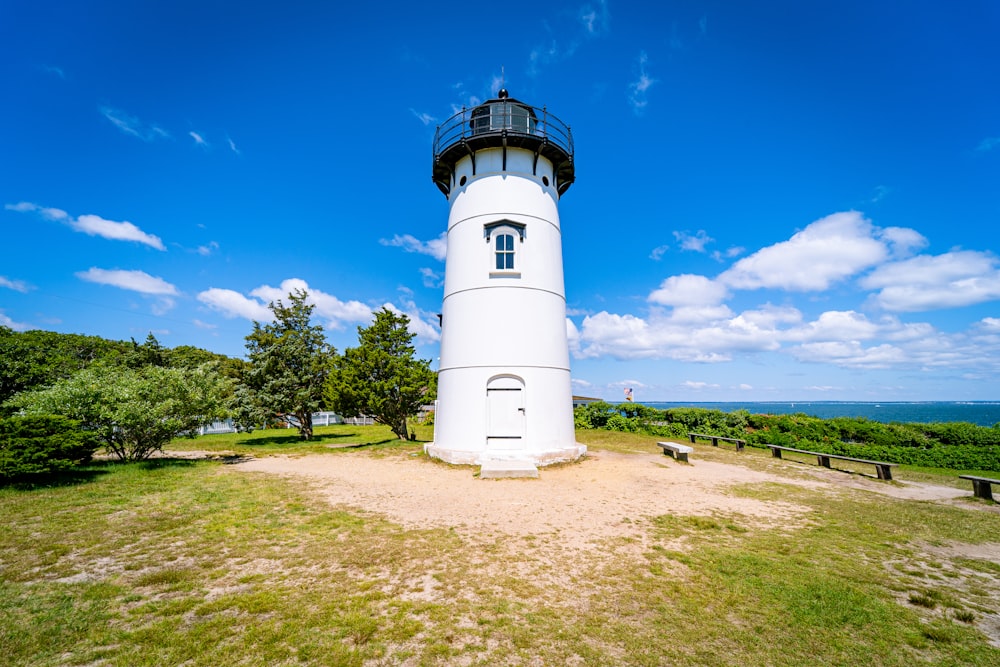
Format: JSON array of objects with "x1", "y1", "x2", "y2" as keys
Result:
[
  {"x1": 238, "y1": 289, "x2": 334, "y2": 440},
  {"x1": 326, "y1": 308, "x2": 436, "y2": 440},
  {"x1": 0, "y1": 326, "x2": 130, "y2": 412},
  {"x1": 125, "y1": 332, "x2": 168, "y2": 368},
  {"x1": 7, "y1": 363, "x2": 231, "y2": 461},
  {"x1": 0, "y1": 414, "x2": 99, "y2": 480}
]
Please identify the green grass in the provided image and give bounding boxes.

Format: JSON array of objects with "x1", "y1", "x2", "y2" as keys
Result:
[
  {"x1": 167, "y1": 422, "x2": 433, "y2": 458},
  {"x1": 1, "y1": 427, "x2": 998, "y2": 665}
]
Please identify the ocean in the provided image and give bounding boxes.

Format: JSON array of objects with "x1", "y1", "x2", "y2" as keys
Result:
[{"x1": 640, "y1": 402, "x2": 1000, "y2": 427}]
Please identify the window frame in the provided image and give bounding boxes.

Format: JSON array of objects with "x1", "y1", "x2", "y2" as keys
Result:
[{"x1": 484, "y1": 221, "x2": 526, "y2": 278}]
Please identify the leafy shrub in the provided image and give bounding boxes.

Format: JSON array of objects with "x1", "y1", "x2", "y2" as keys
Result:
[
  {"x1": 8, "y1": 363, "x2": 231, "y2": 461},
  {"x1": 605, "y1": 413, "x2": 640, "y2": 432},
  {"x1": 0, "y1": 414, "x2": 98, "y2": 480},
  {"x1": 574, "y1": 401, "x2": 615, "y2": 429}
]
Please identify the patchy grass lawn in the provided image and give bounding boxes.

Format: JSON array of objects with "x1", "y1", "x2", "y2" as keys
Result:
[{"x1": 2, "y1": 427, "x2": 998, "y2": 666}]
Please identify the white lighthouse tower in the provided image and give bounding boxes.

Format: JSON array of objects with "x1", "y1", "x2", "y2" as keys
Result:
[{"x1": 425, "y1": 89, "x2": 586, "y2": 475}]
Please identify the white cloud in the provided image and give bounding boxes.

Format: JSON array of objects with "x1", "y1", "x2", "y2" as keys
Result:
[
  {"x1": 72, "y1": 214, "x2": 165, "y2": 249},
  {"x1": 40, "y1": 64, "x2": 65, "y2": 78},
  {"x1": 250, "y1": 279, "x2": 374, "y2": 328},
  {"x1": 682, "y1": 380, "x2": 720, "y2": 391},
  {"x1": 410, "y1": 109, "x2": 436, "y2": 126},
  {"x1": 0, "y1": 276, "x2": 31, "y2": 293},
  {"x1": 566, "y1": 317, "x2": 581, "y2": 357},
  {"x1": 568, "y1": 208, "x2": 1000, "y2": 378},
  {"x1": 649, "y1": 274, "x2": 728, "y2": 307},
  {"x1": 7, "y1": 202, "x2": 165, "y2": 250},
  {"x1": 150, "y1": 297, "x2": 176, "y2": 316},
  {"x1": 861, "y1": 250, "x2": 1000, "y2": 312},
  {"x1": 788, "y1": 340, "x2": 908, "y2": 370},
  {"x1": 197, "y1": 241, "x2": 219, "y2": 256},
  {"x1": 649, "y1": 244, "x2": 669, "y2": 260},
  {"x1": 627, "y1": 51, "x2": 655, "y2": 113},
  {"x1": 979, "y1": 317, "x2": 1000, "y2": 333},
  {"x1": 879, "y1": 226, "x2": 927, "y2": 258},
  {"x1": 100, "y1": 106, "x2": 169, "y2": 141},
  {"x1": 526, "y1": 1, "x2": 609, "y2": 77},
  {"x1": 419, "y1": 267, "x2": 443, "y2": 288},
  {"x1": 710, "y1": 246, "x2": 745, "y2": 262},
  {"x1": 197, "y1": 288, "x2": 273, "y2": 321},
  {"x1": 76, "y1": 268, "x2": 178, "y2": 295},
  {"x1": 193, "y1": 319, "x2": 218, "y2": 330},
  {"x1": 0, "y1": 311, "x2": 29, "y2": 331},
  {"x1": 673, "y1": 230, "x2": 713, "y2": 252},
  {"x1": 579, "y1": 0, "x2": 610, "y2": 35},
  {"x1": 189, "y1": 131, "x2": 209, "y2": 148},
  {"x1": 975, "y1": 136, "x2": 1000, "y2": 152},
  {"x1": 783, "y1": 310, "x2": 880, "y2": 343},
  {"x1": 227, "y1": 136, "x2": 241, "y2": 155},
  {"x1": 380, "y1": 232, "x2": 447, "y2": 261},
  {"x1": 380, "y1": 301, "x2": 441, "y2": 345},
  {"x1": 871, "y1": 185, "x2": 891, "y2": 203},
  {"x1": 719, "y1": 211, "x2": 886, "y2": 291},
  {"x1": 198, "y1": 279, "x2": 378, "y2": 334}
]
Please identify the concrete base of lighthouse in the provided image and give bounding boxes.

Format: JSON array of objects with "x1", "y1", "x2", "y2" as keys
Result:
[
  {"x1": 424, "y1": 441, "x2": 587, "y2": 468},
  {"x1": 424, "y1": 365, "x2": 587, "y2": 472},
  {"x1": 479, "y1": 459, "x2": 540, "y2": 479}
]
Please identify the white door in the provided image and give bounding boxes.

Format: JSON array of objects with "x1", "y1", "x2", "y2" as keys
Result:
[{"x1": 486, "y1": 378, "x2": 524, "y2": 449}]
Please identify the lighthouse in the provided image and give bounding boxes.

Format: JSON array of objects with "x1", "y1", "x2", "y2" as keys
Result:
[{"x1": 425, "y1": 89, "x2": 586, "y2": 474}]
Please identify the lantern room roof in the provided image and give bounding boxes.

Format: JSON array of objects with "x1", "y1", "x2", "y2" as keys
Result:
[{"x1": 432, "y1": 91, "x2": 574, "y2": 197}]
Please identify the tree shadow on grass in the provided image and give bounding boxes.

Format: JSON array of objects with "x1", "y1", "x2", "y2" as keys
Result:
[
  {"x1": 1, "y1": 466, "x2": 109, "y2": 490},
  {"x1": 2, "y1": 457, "x2": 221, "y2": 491},
  {"x1": 234, "y1": 430, "x2": 379, "y2": 448},
  {"x1": 329, "y1": 437, "x2": 403, "y2": 449},
  {"x1": 134, "y1": 458, "x2": 200, "y2": 471}
]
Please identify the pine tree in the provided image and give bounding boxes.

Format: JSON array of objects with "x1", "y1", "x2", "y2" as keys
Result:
[{"x1": 326, "y1": 308, "x2": 435, "y2": 440}]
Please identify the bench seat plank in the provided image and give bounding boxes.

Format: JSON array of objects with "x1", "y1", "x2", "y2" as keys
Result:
[
  {"x1": 959, "y1": 475, "x2": 1000, "y2": 501},
  {"x1": 768, "y1": 444, "x2": 896, "y2": 481},
  {"x1": 658, "y1": 441, "x2": 694, "y2": 463},
  {"x1": 688, "y1": 433, "x2": 746, "y2": 451}
]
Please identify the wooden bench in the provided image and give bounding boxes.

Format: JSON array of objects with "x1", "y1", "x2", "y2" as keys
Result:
[
  {"x1": 959, "y1": 475, "x2": 1000, "y2": 501},
  {"x1": 768, "y1": 445, "x2": 897, "y2": 481},
  {"x1": 688, "y1": 432, "x2": 745, "y2": 451},
  {"x1": 658, "y1": 441, "x2": 694, "y2": 462}
]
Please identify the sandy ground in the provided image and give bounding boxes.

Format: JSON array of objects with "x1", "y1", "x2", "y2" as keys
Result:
[{"x1": 226, "y1": 449, "x2": 986, "y2": 548}]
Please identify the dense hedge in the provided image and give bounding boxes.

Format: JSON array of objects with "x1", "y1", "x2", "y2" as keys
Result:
[
  {"x1": 574, "y1": 402, "x2": 1000, "y2": 472},
  {"x1": 0, "y1": 414, "x2": 99, "y2": 480}
]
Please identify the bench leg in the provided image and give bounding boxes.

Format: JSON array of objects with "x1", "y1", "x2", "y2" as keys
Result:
[
  {"x1": 737, "y1": 442, "x2": 745, "y2": 452},
  {"x1": 972, "y1": 480, "x2": 994, "y2": 501},
  {"x1": 817, "y1": 455, "x2": 831, "y2": 468},
  {"x1": 689, "y1": 434, "x2": 696, "y2": 443},
  {"x1": 770, "y1": 448, "x2": 782, "y2": 459},
  {"x1": 875, "y1": 465, "x2": 893, "y2": 481},
  {"x1": 711, "y1": 437, "x2": 719, "y2": 447},
  {"x1": 677, "y1": 452, "x2": 688, "y2": 463}
]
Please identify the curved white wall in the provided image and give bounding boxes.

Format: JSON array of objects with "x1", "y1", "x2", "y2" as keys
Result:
[{"x1": 426, "y1": 147, "x2": 585, "y2": 466}]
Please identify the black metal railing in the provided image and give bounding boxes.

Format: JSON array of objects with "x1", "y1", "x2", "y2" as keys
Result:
[{"x1": 432, "y1": 100, "x2": 573, "y2": 160}]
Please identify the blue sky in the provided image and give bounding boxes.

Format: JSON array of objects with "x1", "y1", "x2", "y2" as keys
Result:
[{"x1": 3, "y1": 1, "x2": 1000, "y2": 402}]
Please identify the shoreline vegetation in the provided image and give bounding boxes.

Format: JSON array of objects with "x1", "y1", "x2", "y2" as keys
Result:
[{"x1": 575, "y1": 402, "x2": 1000, "y2": 473}]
